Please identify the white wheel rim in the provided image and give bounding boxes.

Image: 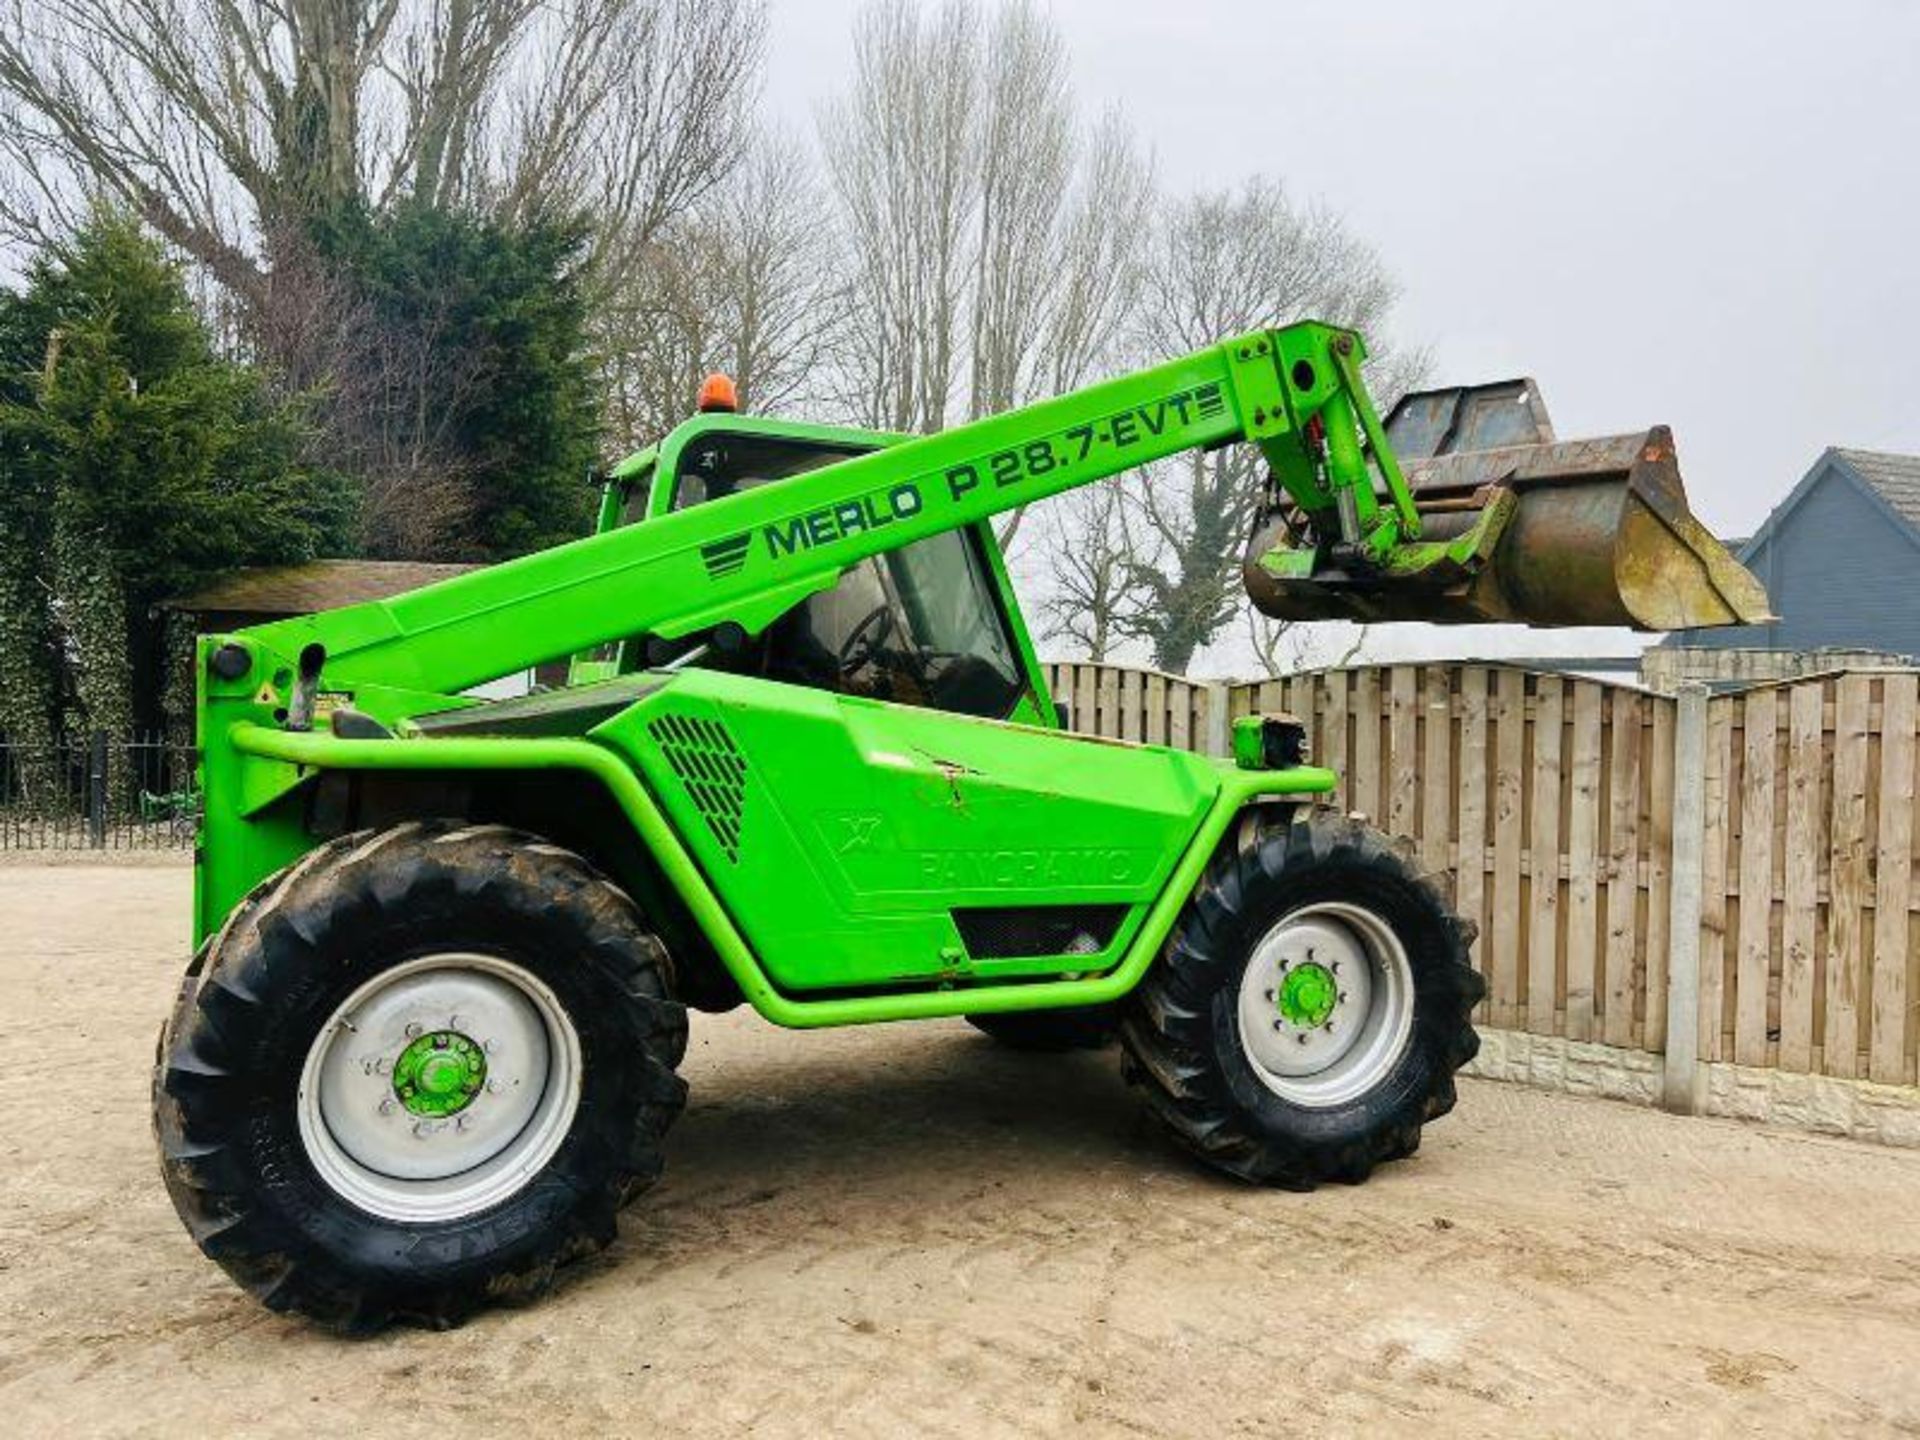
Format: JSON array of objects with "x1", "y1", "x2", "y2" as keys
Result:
[
  {"x1": 1235, "y1": 901, "x2": 1415, "y2": 1109},
  {"x1": 296, "y1": 953, "x2": 583, "y2": 1223}
]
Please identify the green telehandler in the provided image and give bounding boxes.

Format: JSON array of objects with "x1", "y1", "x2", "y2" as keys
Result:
[{"x1": 153, "y1": 321, "x2": 1766, "y2": 1329}]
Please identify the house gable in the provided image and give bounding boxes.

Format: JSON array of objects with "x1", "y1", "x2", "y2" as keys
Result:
[{"x1": 1673, "y1": 450, "x2": 1920, "y2": 652}]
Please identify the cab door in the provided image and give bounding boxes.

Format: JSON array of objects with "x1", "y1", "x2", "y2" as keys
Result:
[{"x1": 643, "y1": 421, "x2": 1053, "y2": 725}]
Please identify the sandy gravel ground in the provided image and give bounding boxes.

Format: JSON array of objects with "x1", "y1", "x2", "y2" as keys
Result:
[{"x1": 3, "y1": 862, "x2": 1919, "y2": 1438}]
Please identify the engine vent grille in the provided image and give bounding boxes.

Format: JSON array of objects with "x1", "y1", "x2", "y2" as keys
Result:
[
  {"x1": 952, "y1": 905, "x2": 1127, "y2": 960},
  {"x1": 647, "y1": 713, "x2": 748, "y2": 862}
]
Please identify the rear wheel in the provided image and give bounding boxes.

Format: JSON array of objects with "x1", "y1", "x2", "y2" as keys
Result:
[
  {"x1": 1120, "y1": 809, "x2": 1481, "y2": 1187},
  {"x1": 153, "y1": 821, "x2": 687, "y2": 1330}
]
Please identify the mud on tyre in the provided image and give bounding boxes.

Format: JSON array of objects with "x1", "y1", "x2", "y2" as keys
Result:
[
  {"x1": 1120, "y1": 808, "x2": 1482, "y2": 1187},
  {"x1": 153, "y1": 821, "x2": 687, "y2": 1330}
]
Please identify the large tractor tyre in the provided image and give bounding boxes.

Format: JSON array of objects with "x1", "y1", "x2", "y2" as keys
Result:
[
  {"x1": 1119, "y1": 810, "x2": 1482, "y2": 1188},
  {"x1": 153, "y1": 821, "x2": 688, "y2": 1331},
  {"x1": 965, "y1": 1005, "x2": 1118, "y2": 1052}
]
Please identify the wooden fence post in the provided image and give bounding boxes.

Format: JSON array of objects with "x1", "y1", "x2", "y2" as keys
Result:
[
  {"x1": 1204, "y1": 681, "x2": 1230, "y2": 757},
  {"x1": 1662, "y1": 683, "x2": 1709, "y2": 1113}
]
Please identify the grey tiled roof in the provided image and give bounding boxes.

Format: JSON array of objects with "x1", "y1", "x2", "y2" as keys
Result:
[{"x1": 1836, "y1": 449, "x2": 1920, "y2": 533}]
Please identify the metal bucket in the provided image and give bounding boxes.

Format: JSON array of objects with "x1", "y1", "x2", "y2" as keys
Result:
[{"x1": 1243, "y1": 383, "x2": 1771, "y2": 632}]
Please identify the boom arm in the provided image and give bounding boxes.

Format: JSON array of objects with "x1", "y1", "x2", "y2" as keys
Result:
[{"x1": 235, "y1": 322, "x2": 1391, "y2": 699}]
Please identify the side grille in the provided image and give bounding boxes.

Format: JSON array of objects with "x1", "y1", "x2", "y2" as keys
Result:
[
  {"x1": 647, "y1": 713, "x2": 749, "y2": 862},
  {"x1": 952, "y1": 905, "x2": 1127, "y2": 960}
]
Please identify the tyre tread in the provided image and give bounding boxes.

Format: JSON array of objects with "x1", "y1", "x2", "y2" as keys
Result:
[
  {"x1": 154, "y1": 821, "x2": 687, "y2": 1331},
  {"x1": 1120, "y1": 807, "x2": 1483, "y2": 1188}
]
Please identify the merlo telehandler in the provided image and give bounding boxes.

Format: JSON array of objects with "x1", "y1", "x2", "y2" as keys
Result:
[{"x1": 153, "y1": 321, "x2": 1766, "y2": 1328}]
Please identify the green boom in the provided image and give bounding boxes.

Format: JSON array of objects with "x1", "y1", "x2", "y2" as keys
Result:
[{"x1": 236, "y1": 323, "x2": 1382, "y2": 694}]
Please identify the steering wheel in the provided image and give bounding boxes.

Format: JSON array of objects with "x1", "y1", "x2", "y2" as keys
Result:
[{"x1": 837, "y1": 604, "x2": 896, "y2": 676}]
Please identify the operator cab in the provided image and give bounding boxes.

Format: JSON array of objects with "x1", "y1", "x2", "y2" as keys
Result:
[{"x1": 599, "y1": 383, "x2": 1038, "y2": 723}]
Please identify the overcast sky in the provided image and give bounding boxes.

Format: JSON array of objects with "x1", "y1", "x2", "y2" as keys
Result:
[
  {"x1": 765, "y1": 0, "x2": 1920, "y2": 667},
  {"x1": 768, "y1": 0, "x2": 1920, "y2": 539}
]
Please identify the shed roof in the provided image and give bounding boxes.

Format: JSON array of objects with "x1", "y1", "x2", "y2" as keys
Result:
[{"x1": 165, "y1": 559, "x2": 479, "y2": 617}]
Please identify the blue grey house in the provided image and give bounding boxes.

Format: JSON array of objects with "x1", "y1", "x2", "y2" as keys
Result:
[{"x1": 1665, "y1": 448, "x2": 1920, "y2": 656}]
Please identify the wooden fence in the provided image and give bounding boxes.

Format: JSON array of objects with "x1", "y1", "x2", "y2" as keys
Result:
[
  {"x1": 1045, "y1": 660, "x2": 1920, "y2": 1093},
  {"x1": 1700, "y1": 672, "x2": 1919, "y2": 1086},
  {"x1": 1041, "y1": 661, "x2": 1212, "y2": 751}
]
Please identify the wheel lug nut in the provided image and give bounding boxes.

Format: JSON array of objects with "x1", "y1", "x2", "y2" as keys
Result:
[
  {"x1": 1272, "y1": 1019, "x2": 1286, "y2": 1032},
  {"x1": 1295, "y1": 1033, "x2": 1308, "y2": 1045},
  {"x1": 404, "y1": 1021, "x2": 423, "y2": 1039}
]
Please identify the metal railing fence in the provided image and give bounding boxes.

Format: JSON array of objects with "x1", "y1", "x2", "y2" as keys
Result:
[{"x1": 0, "y1": 732, "x2": 197, "y2": 850}]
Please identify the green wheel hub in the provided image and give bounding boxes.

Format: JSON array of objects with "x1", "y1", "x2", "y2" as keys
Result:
[
  {"x1": 301, "y1": 952, "x2": 584, "y2": 1223},
  {"x1": 392, "y1": 1030, "x2": 488, "y2": 1118},
  {"x1": 1276, "y1": 961, "x2": 1339, "y2": 1029}
]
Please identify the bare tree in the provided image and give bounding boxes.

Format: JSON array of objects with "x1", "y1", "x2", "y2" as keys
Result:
[
  {"x1": 996, "y1": 108, "x2": 1152, "y2": 549},
  {"x1": 1038, "y1": 472, "x2": 1134, "y2": 662},
  {"x1": 600, "y1": 134, "x2": 836, "y2": 450},
  {"x1": 481, "y1": 0, "x2": 765, "y2": 295},
  {"x1": 965, "y1": 2, "x2": 1069, "y2": 421},
  {"x1": 1034, "y1": 111, "x2": 1155, "y2": 400},
  {"x1": 239, "y1": 227, "x2": 496, "y2": 554},
  {"x1": 0, "y1": 0, "x2": 765, "y2": 304},
  {"x1": 817, "y1": 0, "x2": 979, "y2": 434},
  {"x1": 816, "y1": 0, "x2": 1150, "y2": 454},
  {"x1": 1245, "y1": 608, "x2": 1365, "y2": 680},
  {"x1": 1092, "y1": 178, "x2": 1422, "y2": 675}
]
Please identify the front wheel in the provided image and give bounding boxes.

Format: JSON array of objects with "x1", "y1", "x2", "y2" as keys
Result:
[
  {"x1": 1120, "y1": 809, "x2": 1482, "y2": 1187},
  {"x1": 153, "y1": 822, "x2": 687, "y2": 1330}
]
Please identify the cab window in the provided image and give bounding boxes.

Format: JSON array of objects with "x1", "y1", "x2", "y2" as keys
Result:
[{"x1": 662, "y1": 429, "x2": 1026, "y2": 719}]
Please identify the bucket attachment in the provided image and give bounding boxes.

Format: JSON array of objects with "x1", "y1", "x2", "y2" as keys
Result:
[{"x1": 1243, "y1": 379, "x2": 1772, "y2": 631}]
